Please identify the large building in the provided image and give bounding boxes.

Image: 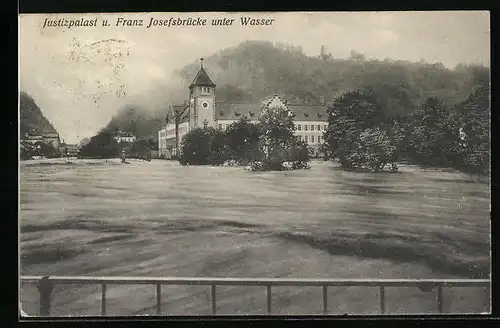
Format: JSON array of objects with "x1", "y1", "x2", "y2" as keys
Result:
[
  {"x1": 113, "y1": 131, "x2": 137, "y2": 143},
  {"x1": 158, "y1": 58, "x2": 329, "y2": 158},
  {"x1": 21, "y1": 131, "x2": 61, "y2": 151}
]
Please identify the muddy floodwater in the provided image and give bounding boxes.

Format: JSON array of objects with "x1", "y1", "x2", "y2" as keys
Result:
[{"x1": 19, "y1": 159, "x2": 491, "y2": 315}]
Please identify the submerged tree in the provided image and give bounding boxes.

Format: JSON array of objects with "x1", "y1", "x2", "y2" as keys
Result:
[
  {"x1": 225, "y1": 117, "x2": 261, "y2": 164},
  {"x1": 178, "y1": 128, "x2": 212, "y2": 165},
  {"x1": 208, "y1": 128, "x2": 229, "y2": 165},
  {"x1": 129, "y1": 139, "x2": 152, "y2": 161},
  {"x1": 324, "y1": 89, "x2": 399, "y2": 172},
  {"x1": 255, "y1": 103, "x2": 297, "y2": 170},
  {"x1": 78, "y1": 130, "x2": 120, "y2": 159},
  {"x1": 407, "y1": 97, "x2": 462, "y2": 167},
  {"x1": 451, "y1": 84, "x2": 490, "y2": 174}
]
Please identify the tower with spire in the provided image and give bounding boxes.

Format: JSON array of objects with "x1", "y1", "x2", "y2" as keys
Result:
[{"x1": 188, "y1": 57, "x2": 217, "y2": 130}]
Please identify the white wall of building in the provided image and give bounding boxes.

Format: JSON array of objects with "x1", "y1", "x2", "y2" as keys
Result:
[
  {"x1": 293, "y1": 121, "x2": 328, "y2": 145},
  {"x1": 217, "y1": 119, "x2": 327, "y2": 145},
  {"x1": 158, "y1": 121, "x2": 189, "y2": 157},
  {"x1": 114, "y1": 136, "x2": 137, "y2": 143}
]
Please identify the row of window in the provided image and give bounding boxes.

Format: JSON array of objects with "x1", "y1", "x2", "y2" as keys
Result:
[
  {"x1": 297, "y1": 135, "x2": 323, "y2": 144},
  {"x1": 160, "y1": 134, "x2": 323, "y2": 148},
  {"x1": 296, "y1": 124, "x2": 327, "y2": 132},
  {"x1": 218, "y1": 123, "x2": 328, "y2": 131}
]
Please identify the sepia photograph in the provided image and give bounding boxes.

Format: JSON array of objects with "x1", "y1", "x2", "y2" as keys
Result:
[{"x1": 19, "y1": 11, "x2": 490, "y2": 317}]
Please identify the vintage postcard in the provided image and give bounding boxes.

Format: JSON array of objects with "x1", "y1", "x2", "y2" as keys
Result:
[{"x1": 19, "y1": 11, "x2": 491, "y2": 317}]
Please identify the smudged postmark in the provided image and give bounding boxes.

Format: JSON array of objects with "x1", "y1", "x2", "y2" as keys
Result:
[{"x1": 68, "y1": 37, "x2": 130, "y2": 106}]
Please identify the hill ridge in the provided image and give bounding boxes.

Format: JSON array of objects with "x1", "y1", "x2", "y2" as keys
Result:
[
  {"x1": 104, "y1": 40, "x2": 489, "y2": 140},
  {"x1": 20, "y1": 91, "x2": 59, "y2": 137}
]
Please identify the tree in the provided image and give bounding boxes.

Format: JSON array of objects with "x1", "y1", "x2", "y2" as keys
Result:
[
  {"x1": 224, "y1": 117, "x2": 261, "y2": 163},
  {"x1": 177, "y1": 127, "x2": 237, "y2": 166},
  {"x1": 407, "y1": 97, "x2": 462, "y2": 167},
  {"x1": 179, "y1": 128, "x2": 210, "y2": 165},
  {"x1": 290, "y1": 140, "x2": 310, "y2": 167},
  {"x1": 451, "y1": 84, "x2": 490, "y2": 174},
  {"x1": 357, "y1": 127, "x2": 397, "y2": 171},
  {"x1": 256, "y1": 103, "x2": 296, "y2": 170},
  {"x1": 40, "y1": 142, "x2": 60, "y2": 158},
  {"x1": 324, "y1": 89, "x2": 399, "y2": 171},
  {"x1": 208, "y1": 128, "x2": 229, "y2": 165},
  {"x1": 20, "y1": 141, "x2": 35, "y2": 160},
  {"x1": 78, "y1": 130, "x2": 119, "y2": 159},
  {"x1": 129, "y1": 139, "x2": 152, "y2": 161}
]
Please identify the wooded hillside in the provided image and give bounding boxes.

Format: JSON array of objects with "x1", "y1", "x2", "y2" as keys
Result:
[
  {"x1": 20, "y1": 91, "x2": 59, "y2": 136},
  {"x1": 105, "y1": 40, "x2": 489, "y2": 140}
]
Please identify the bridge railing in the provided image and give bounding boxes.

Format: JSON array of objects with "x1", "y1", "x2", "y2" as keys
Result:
[{"x1": 20, "y1": 276, "x2": 490, "y2": 316}]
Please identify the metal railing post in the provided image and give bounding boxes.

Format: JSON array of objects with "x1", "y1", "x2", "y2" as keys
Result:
[
  {"x1": 37, "y1": 276, "x2": 54, "y2": 316},
  {"x1": 322, "y1": 286, "x2": 328, "y2": 314},
  {"x1": 101, "y1": 283, "x2": 107, "y2": 315},
  {"x1": 266, "y1": 285, "x2": 272, "y2": 314},
  {"x1": 211, "y1": 284, "x2": 216, "y2": 315},
  {"x1": 156, "y1": 284, "x2": 162, "y2": 315},
  {"x1": 437, "y1": 285, "x2": 443, "y2": 314},
  {"x1": 380, "y1": 286, "x2": 386, "y2": 314}
]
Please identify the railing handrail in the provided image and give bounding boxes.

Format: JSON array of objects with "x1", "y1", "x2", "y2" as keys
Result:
[
  {"x1": 20, "y1": 275, "x2": 491, "y2": 287},
  {"x1": 19, "y1": 276, "x2": 490, "y2": 316}
]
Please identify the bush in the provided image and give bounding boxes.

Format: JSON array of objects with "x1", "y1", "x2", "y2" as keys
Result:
[
  {"x1": 178, "y1": 106, "x2": 311, "y2": 171},
  {"x1": 225, "y1": 117, "x2": 261, "y2": 164},
  {"x1": 179, "y1": 128, "x2": 219, "y2": 165},
  {"x1": 324, "y1": 89, "x2": 399, "y2": 172},
  {"x1": 78, "y1": 130, "x2": 120, "y2": 159}
]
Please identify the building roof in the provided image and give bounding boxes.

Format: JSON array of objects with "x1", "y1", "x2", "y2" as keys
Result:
[
  {"x1": 215, "y1": 100, "x2": 328, "y2": 122},
  {"x1": 114, "y1": 131, "x2": 135, "y2": 137},
  {"x1": 287, "y1": 104, "x2": 328, "y2": 122},
  {"x1": 189, "y1": 67, "x2": 216, "y2": 88},
  {"x1": 215, "y1": 102, "x2": 264, "y2": 121},
  {"x1": 166, "y1": 104, "x2": 190, "y2": 125},
  {"x1": 23, "y1": 134, "x2": 43, "y2": 140}
]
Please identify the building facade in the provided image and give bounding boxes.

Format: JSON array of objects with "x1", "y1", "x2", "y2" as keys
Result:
[
  {"x1": 61, "y1": 144, "x2": 80, "y2": 157},
  {"x1": 113, "y1": 131, "x2": 137, "y2": 143},
  {"x1": 21, "y1": 131, "x2": 61, "y2": 151},
  {"x1": 158, "y1": 58, "x2": 329, "y2": 158}
]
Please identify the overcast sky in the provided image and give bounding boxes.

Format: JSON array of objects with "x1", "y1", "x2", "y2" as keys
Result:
[{"x1": 19, "y1": 11, "x2": 490, "y2": 143}]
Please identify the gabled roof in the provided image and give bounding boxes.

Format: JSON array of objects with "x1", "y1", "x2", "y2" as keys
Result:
[
  {"x1": 189, "y1": 67, "x2": 216, "y2": 88},
  {"x1": 164, "y1": 104, "x2": 190, "y2": 126},
  {"x1": 262, "y1": 94, "x2": 288, "y2": 111},
  {"x1": 177, "y1": 105, "x2": 190, "y2": 124}
]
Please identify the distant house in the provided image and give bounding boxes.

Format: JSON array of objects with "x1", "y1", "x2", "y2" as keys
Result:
[
  {"x1": 62, "y1": 144, "x2": 79, "y2": 157},
  {"x1": 21, "y1": 131, "x2": 61, "y2": 151},
  {"x1": 113, "y1": 131, "x2": 137, "y2": 143}
]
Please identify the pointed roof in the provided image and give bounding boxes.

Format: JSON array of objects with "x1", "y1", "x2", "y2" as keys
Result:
[{"x1": 189, "y1": 57, "x2": 216, "y2": 88}]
